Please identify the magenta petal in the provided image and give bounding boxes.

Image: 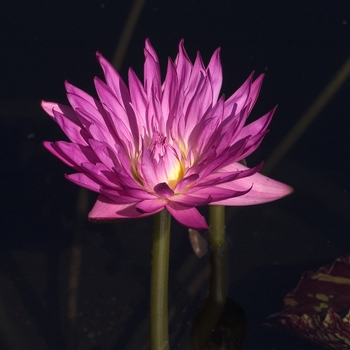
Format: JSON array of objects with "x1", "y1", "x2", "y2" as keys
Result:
[
  {"x1": 154, "y1": 183, "x2": 174, "y2": 198},
  {"x1": 166, "y1": 202, "x2": 209, "y2": 230},
  {"x1": 174, "y1": 173, "x2": 199, "y2": 192},
  {"x1": 135, "y1": 198, "x2": 166, "y2": 213},
  {"x1": 207, "y1": 47, "x2": 222, "y2": 102},
  {"x1": 43, "y1": 141, "x2": 78, "y2": 169},
  {"x1": 197, "y1": 162, "x2": 263, "y2": 188},
  {"x1": 162, "y1": 58, "x2": 179, "y2": 119},
  {"x1": 43, "y1": 141, "x2": 99, "y2": 171},
  {"x1": 239, "y1": 107, "x2": 275, "y2": 140},
  {"x1": 96, "y1": 52, "x2": 130, "y2": 107},
  {"x1": 171, "y1": 193, "x2": 211, "y2": 207},
  {"x1": 211, "y1": 163, "x2": 293, "y2": 205},
  {"x1": 89, "y1": 195, "x2": 151, "y2": 221},
  {"x1": 53, "y1": 110, "x2": 90, "y2": 145},
  {"x1": 119, "y1": 185, "x2": 156, "y2": 200},
  {"x1": 128, "y1": 68, "x2": 147, "y2": 125},
  {"x1": 100, "y1": 188, "x2": 139, "y2": 204},
  {"x1": 41, "y1": 101, "x2": 76, "y2": 121},
  {"x1": 175, "y1": 39, "x2": 192, "y2": 88},
  {"x1": 144, "y1": 39, "x2": 161, "y2": 99},
  {"x1": 139, "y1": 143, "x2": 158, "y2": 190},
  {"x1": 66, "y1": 173, "x2": 101, "y2": 192}
]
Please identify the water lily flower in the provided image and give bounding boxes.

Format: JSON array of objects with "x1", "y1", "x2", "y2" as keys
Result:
[{"x1": 42, "y1": 39, "x2": 292, "y2": 229}]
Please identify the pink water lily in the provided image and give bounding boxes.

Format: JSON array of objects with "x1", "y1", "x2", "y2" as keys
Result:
[{"x1": 42, "y1": 39, "x2": 292, "y2": 229}]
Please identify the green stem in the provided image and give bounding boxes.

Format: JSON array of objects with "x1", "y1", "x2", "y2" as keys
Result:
[
  {"x1": 191, "y1": 205, "x2": 228, "y2": 349},
  {"x1": 209, "y1": 206, "x2": 227, "y2": 306},
  {"x1": 150, "y1": 209, "x2": 171, "y2": 350},
  {"x1": 209, "y1": 205, "x2": 226, "y2": 250}
]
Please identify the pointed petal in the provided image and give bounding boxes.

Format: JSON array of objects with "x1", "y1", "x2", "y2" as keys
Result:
[
  {"x1": 96, "y1": 52, "x2": 130, "y2": 106},
  {"x1": 88, "y1": 195, "x2": 155, "y2": 221},
  {"x1": 128, "y1": 68, "x2": 147, "y2": 127},
  {"x1": 53, "y1": 109, "x2": 90, "y2": 145},
  {"x1": 207, "y1": 47, "x2": 222, "y2": 102},
  {"x1": 211, "y1": 163, "x2": 293, "y2": 205},
  {"x1": 166, "y1": 202, "x2": 209, "y2": 230},
  {"x1": 144, "y1": 38, "x2": 161, "y2": 99},
  {"x1": 162, "y1": 58, "x2": 179, "y2": 122},
  {"x1": 43, "y1": 141, "x2": 98, "y2": 170},
  {"x1": 175, "y1": 39, "x2": 192, "y2": 88},
  {"x1": 66, "y1": 173, "x2": 101, "y2": 192},
  {"x1": 154, "y1": 183, "x2": 174, "y2": 198},
  {"x1": 135, "y1": 198, "x2": 166, "y2": 213}
]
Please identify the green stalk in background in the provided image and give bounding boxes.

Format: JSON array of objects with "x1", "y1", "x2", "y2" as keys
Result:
[{"x1": 191, "y1": 205, "x2": 228, "y2": 349}]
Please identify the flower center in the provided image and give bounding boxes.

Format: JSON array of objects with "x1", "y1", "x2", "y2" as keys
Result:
[
  {"x1": 150, "y1": 131, "x2": 184, "y2": 190},
  {"x1": 150, "y1": 131, "x2": 167, "y2": 158}
]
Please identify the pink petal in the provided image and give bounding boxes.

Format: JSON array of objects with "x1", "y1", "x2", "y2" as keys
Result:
[
  {"x1": 118, "y1": 185, "x2": 156, "y2": 200},
  {"x1": 154, "y1": 183, "x2": 174, "y2": 198},
  {"x1": 144, "y1": 39, "x2": 161, "y2": 99},
  {"x1": 239, "y1": 107, "x2": 275, "y2": 140},
  {"x1": 53, "y1": 110, "x2": 90, "y2": 145},
  {"x1": 247, "y1": 74, "x2": 264, "y2": 113},
  {"x1": 65, "y1": 81, "x2": 100, "y2": 110},
  {"x1": 223, "y1": 73, "x2": 254, "y2": 116},
  {"x1": 88, "y1": 195, "x2": 156, "y2": 221},
  {"x1": 43, "y1": 141, "x2": 98, "y2": 170},
  {"x1": 66, "y1": 173, "x2": 101, "y2": 192},
  {"x1": 135, "y1": 198, "x2": 166, "y2": 213},
  {"x1": 211, "y1": 163, "x2": 293, "y2": 205},
  {"x1": 41, "y1": 101, "x2": 76, "y2": 121},
  {"x1": 171, "y1": 193, "x2": 211, "y2": 207},
  {"x1": 80, "y1": 162, "x2": 119, "y2": 188},
  {"x1": 88, "y1": 139, "x2": 118, "y2": 170},
  {"x1": 139, "y1": 143, "x2": 159, "y2": 190},
  {"x1": 174, "y1": 173, "x2": 199, "y2": 192},
  {"x1": 128, "y1": 68, "x2": 147, "y2": 127},
  {"x1": 100, "y1": 188, "x2": 139, "y2": 204},
  {"x1": 43, "y1": 141, "x2": 77, "y2": 169},
  {"x1": 162, "y1": 58, "x2": 179, "y2": 121},
  {"x1": 96, "y1": 52, "x2": 130, "y2": 107},
  {"x1": 94, "y1": 76, "x2": 138, "y2": 145},
  {"x1": 207, "y1": 47, "x2": 222, "y2": 102},
  {"x1": 166, "y1": 202, "x2": 209, "y2": 230},
  {"x1": 175, "y1": 39, "x2": 192, "y2": 88}
]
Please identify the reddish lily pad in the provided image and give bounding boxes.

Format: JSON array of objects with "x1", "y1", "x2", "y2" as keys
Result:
[{"x1": 268, "y1": 255, "x2": 350, "y2": 349}]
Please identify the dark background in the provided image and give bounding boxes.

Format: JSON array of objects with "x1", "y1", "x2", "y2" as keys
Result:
[{"x1": 1, "y1": 0, "x2": 350, "y2": 349}]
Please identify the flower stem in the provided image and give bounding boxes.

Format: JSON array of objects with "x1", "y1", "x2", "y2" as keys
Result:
[
  {"x1": 208, "y1": 205, "x2": 227, "y2": 305},
  {"x1": 191, "y1": 205, "x2": 228, "y2": 349},
  {"x1": 209, "y1": 205, "x2": 226, "y2": 251},
  {"x1": 150, "y1": 209, "x2": 171, "y2": 350}
]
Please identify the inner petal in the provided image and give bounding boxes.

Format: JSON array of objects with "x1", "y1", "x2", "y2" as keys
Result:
[{"x1": 149, "y1": 130, "x2": 185, "y2": 190}]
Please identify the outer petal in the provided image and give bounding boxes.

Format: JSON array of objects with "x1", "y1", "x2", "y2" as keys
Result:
[
  {"x1": 66, "y1": 173, "x2": 101, "y2": 192},
  {"x1": 211, "y1": 163, "x2": 293, "y2": 205},
  {"x1": 96, "y1": 52, "x2": 130, "y2": 107},
  {"x1": 88, "y1": 195, "x2": 160, "y2": 221},
  {"x1": 175, "y1": 39, "x2": 192, "y2": 88},
  {"x1": 53, "y1": 110, "x2": 90, "y2": 145},
  {"x1": 135, "y1": 198, "x2": 167, "y2": 213},
  {"x1": 207, "y1": 47, "x2": 222, "y2": 102},
  {"x1": 43, "y1": 141, "x2": 98, "y2": 170},
  {"x1": 144, "y1": 39, "x2": 161, "y2": 99},
  {"x1": 41, "y1": 101, "x2": 75, "y2": 120},
  {"x1": 166, "y1": 202, "x2": 209, "y2": 230}
]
